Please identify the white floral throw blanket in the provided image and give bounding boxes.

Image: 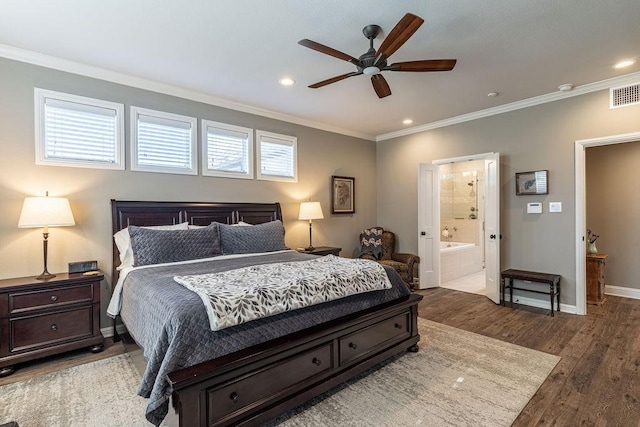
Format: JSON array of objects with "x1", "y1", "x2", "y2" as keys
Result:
[{"x1": 173, "y1": 255, "x2": 392, "y2": 331}]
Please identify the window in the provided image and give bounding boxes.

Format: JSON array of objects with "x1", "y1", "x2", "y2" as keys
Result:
[
  {"x1": 35, "y1": 88, "x2": 124, "y2": 169},
  {"x1": 256, "y1": 130, "x2": 297, "y2": 182},
  {"x1": 202, "y1": 120, "x2": 253, "y2": 179},
  {"x1": 131, "y1": 107, "x2": 197, "y2": 175}
]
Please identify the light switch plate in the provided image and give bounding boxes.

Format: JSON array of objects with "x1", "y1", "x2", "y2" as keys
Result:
[{"x1": 549, "y1": 202, "x2": 562, "y2": 213}]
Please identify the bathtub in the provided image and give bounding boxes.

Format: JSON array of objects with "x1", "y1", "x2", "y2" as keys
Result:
[
  {"x1": 440, "y1": 241, "x2": 483, "y2": 283},
  {"x1": 440, "y1": 241, "x2": 475, "y2": 252}
]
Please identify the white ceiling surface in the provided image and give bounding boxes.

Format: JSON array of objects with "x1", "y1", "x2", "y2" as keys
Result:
[{"x1": 1, "y1": 0, "x2": 639, "y2": 140}]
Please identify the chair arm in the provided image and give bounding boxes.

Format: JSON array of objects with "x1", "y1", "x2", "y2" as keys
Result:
[{"x1": 391, "y1": 253, "x2": 420, "y2": 273}]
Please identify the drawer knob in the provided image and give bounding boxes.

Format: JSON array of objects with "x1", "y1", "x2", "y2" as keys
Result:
[
  {"x1": 394, "y1": 323, "x2": 403, "y2": 329},
  {"x1": 349, "y1": 342, "x2": 358, "y2": 350},
  {"x1": 51, "y1": 324, "x2": 58, "y2": 331},
  {"x1": 312, "y1": 357, "x2": 322, "y2": 366},
  {"x1": 50, "y1": 295, "x2": 58, "y2": 302},
  {"x1": 230, "y1": 392, "x2": 239, "y2": 404}
]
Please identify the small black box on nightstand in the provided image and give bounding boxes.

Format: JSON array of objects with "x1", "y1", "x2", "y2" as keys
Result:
[{"x1": 68, "y1": 260, "x2": 98, "y2": 273}]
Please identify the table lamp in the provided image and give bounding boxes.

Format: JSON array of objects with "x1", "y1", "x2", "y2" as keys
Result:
[
  {"x1": 298, "y1": 201, "x2": 324, "y2": 251},
  {"x1": 18, "y1": 192, "x2": 76, "y2": 280}
]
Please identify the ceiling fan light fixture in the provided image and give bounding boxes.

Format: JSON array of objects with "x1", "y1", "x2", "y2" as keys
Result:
[{"x1": 363, "y1": 66, "x2": 381, "y2": 76}]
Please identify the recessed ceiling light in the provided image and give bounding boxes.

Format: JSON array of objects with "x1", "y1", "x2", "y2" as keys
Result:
[
  {"x1": 613, "y1": 59, "x2": 636, "y2": 69},
  {"x1": 558, "y1": 83, "x2": 574, "y2": 92},
  {"x1": 279, "y1": 77, "x2": 295, "y2": 86},
  {"x1": 487, "y1": 92, "x2": 498, "y2": 97},
  {"x1": 402, "y1": 119, "x2": 413, "y2": 125}
]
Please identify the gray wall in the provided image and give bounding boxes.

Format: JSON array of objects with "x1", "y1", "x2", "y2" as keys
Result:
[
  {"x1": 0, "y1": 58, "x2": 376, "y2": 326},
  {"x1": 586, "y1": 141, "x2": 640, "y2": 290},
  {"x1": 377, "y1": 90, "x2": 640, "y2": 306}
]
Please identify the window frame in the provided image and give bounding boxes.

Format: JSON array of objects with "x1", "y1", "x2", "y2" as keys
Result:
[
  {"x1": 34, "y1": 88, "x2": 125, "y2": 170},
  {"x1": 256, "y1": 130, "x2": 298, "y2": 183},
  {"x1": 130, "y1": 106, "x2": 197, "y2": 175},
  {"x1": 201, "y1": 119, "x2": 254, "y2": 180}
]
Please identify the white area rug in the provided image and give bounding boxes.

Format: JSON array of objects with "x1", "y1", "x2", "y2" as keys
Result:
[{"x1": 0, "y1": 318, "x2": 559, "y2": 427}]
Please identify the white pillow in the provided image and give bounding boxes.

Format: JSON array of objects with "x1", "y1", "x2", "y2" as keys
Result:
[
  {"x1": 234, "y1": 221, "x2": 253, "y2": 226},
  {"x1": 114, "y1": 222, "x2": 189, "y2": 270}
]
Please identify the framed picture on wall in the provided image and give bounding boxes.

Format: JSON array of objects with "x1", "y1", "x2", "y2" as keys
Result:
[
  {"x1": 331, "y1": 176, "x2": 355, "y2": 214},
  {"x1": 516, "y1": 170, "x2": 548, "y2": 195}
]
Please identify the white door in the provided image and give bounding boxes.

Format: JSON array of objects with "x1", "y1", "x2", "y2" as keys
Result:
[
  {"x1": 417, "y1": 164, "x2": 440, "y2": 289},
  {"x1": 484, "y1": 153, "x2": 501, "y2": 303}
]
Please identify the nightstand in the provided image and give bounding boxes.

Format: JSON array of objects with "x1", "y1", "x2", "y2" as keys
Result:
[
  {"x1": 298, "y1": 246, "x2": 342, "y2": 256},
  {"x1": 0, "y1": 271, "x2": 104, "y2": 377}
]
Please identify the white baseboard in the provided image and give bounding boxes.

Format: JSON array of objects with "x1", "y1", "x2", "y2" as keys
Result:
[
  {"x1": 503, "y1": 294, "x2": 577, "y2": 314},
  {"x1": 605, "y1": 285, "x2": 640, "y2": 300},
  {"x1": 100, "y1": 324, "x2": 128, "y2": 338}
]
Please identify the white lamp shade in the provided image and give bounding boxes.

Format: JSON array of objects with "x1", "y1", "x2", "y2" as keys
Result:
[
  {"x1": 18, "y1": 196, "x2": 76, "y2": 228},
  {"x1": 299, "y1": 201, "x2": 324, "y2": 220}
]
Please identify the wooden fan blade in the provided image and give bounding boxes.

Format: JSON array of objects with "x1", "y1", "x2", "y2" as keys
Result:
[
  {"x1": 309, "y1": 72, "x2": 361, "y2": 88},
  {"x1": 371, "y1": 74, "x2": 391, "y2": 98},
  {"x1": 388, "y1": 59, "x2": 457, "y2": 72},
  {"x1": 298, "y1": 39, "x2": 360, "y2": 65},
  {"x1": 376, "y1": 13, "x2": 424, "y2": 60}
]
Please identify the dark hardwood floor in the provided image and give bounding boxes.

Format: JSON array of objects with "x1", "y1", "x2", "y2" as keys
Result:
[
  {"x1": 416, "y1": 288, "x2": 640, "y2": 427},
  {"x1": 2, "y1": 289, "x2": 639, "y2": 426}
]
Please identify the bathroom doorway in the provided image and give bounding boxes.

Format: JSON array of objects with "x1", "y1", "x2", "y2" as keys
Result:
[
  {"x1": 438, "y1": 160, "x2": 486, "y2": 295},
  {"x1": 418, "y1": 152, "x2": 501, "y2": 303}
]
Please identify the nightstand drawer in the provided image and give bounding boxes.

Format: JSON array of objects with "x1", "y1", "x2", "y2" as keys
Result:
[
  {"x1": 10, "y1": 307, "x2": 93, "y2": 353},
  {"x1": 8, "y1": 284, "x2": 94, "y2": 315}
]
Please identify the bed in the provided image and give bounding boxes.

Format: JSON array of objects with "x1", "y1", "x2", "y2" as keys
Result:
[{"x1": 109, "y1": 200, "x2": 422, "y2": 426}]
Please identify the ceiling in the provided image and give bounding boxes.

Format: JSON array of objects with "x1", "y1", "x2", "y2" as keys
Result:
[{"x1": 1, "y1": 0, "x2": 639, "y2": 140}]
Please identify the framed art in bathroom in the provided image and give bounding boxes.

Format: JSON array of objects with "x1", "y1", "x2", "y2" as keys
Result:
[{"x1": 516, "y1": 170, "x2": 548, "y2": 195}]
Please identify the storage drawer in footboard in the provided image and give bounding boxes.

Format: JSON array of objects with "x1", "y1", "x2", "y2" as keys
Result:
[
  {"x1": 339, "y1": 311, "x2": 411, "y2": 365},
  {"x1": 207, "y1": 343, "x2": 333, "y2": 425}
]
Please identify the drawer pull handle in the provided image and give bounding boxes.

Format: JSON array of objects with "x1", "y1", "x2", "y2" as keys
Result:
[
  {"x1": 312, "y1": 357, "x2": 321, "y2": 366},
  {"x1": 394, "y1": 323, "x2": 403, "y2": 329},
  {"x1": 230, "y1": 392, "x2": 239, "y2": 403},
  {"x1": 349, "y1": 342, "x2": 358, "y2": 350},
  {"x1": 50, "y1": 295, "x2": 58, "y2": 302},
  {"x1": 51, "y1": 324, "x2": 58, "y2": 331}
]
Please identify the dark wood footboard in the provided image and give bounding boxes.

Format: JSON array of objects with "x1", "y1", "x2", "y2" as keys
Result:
[{"x1": 167, "y1": 293, "x2": 422, "y2": 427}]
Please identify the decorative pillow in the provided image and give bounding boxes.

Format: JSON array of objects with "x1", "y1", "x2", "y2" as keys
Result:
[
  {"x1": 114, "y1": 222, "x2": 189, "y2": 270},
  {"x1": 129, "y1": 223, "x2": 222, "y2": 266},
  {"x1": 218, "y1": 220, "x2": 288, "y2": 254}
]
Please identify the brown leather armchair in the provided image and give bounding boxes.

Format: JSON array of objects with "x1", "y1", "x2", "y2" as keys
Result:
[{"x1": 360, "y1": 230, "x2": 419, "y2": 288}]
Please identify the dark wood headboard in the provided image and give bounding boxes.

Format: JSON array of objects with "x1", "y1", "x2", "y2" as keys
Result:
[{"x1": 110, "y1": 200, "x2": 283, "y2": 282}]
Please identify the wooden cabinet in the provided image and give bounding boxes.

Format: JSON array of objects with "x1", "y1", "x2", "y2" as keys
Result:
[
  {"x1": 586, "y1": 254, "x2": 607, "y2": 305},
  {"x1": 0, "y1": 272, "x2": 104, "y2": 377}
]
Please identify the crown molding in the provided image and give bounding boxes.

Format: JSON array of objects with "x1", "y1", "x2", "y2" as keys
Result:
[
  {"x1": 376, "y1": 71, "x2": 640, "y2": 142},
  {"x1": 0, "y1": 44, "x2": 376, "y2": 141},
  {"x1": 3, "y1": 44, "x2": 639, "y2": 143}
]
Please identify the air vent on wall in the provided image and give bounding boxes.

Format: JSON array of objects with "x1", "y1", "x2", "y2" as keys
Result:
[{"x1": 610, "y1": 83, "x2": 640, "y2": 109}]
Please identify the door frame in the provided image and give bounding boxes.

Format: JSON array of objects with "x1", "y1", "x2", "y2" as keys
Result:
[
  {"x1": 421, "y1": 152, "x2": 499, "y2": 300},
  {"x1": 575, "y1": 131, "x2": 640, "y2": 315}
]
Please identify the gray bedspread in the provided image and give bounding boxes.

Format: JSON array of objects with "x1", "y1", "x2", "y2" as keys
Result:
[{"x1": 119, "y1": 251, "x2": 411, "y2": 425}]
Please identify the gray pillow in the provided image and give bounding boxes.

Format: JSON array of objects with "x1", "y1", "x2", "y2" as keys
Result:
[
  {"x1": 129, "y1": 223, "x2": 222, "y2": 266},
  {"x1": 218, "y1": 220, "x2": 288, "y2": 254}
]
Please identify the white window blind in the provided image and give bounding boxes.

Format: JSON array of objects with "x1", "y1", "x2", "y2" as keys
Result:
[
  {"x1": 35, "y1": 88, "x2": 124, "y2": 169},
  {"x1": 202, "y1": 120, "x2": 253, "y2": 179},
  {"x1": 257, "y1": 130, "x2": 297, "y2": 182},
  {"x1": 131, "y1": 107, "x2": 196, "y2": 175}
]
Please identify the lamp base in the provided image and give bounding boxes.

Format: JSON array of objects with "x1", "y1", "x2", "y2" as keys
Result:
[
  {"x1": 304, "y1": 246, "x2": 316, "y2": 252},
  {"x1": 36, "y1": 271, "x2": 56, "y2": 280}
]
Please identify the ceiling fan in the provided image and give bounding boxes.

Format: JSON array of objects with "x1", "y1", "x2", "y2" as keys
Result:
[{"x1": 298, "y1": 13, "x2": 457, "y2": 99}]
